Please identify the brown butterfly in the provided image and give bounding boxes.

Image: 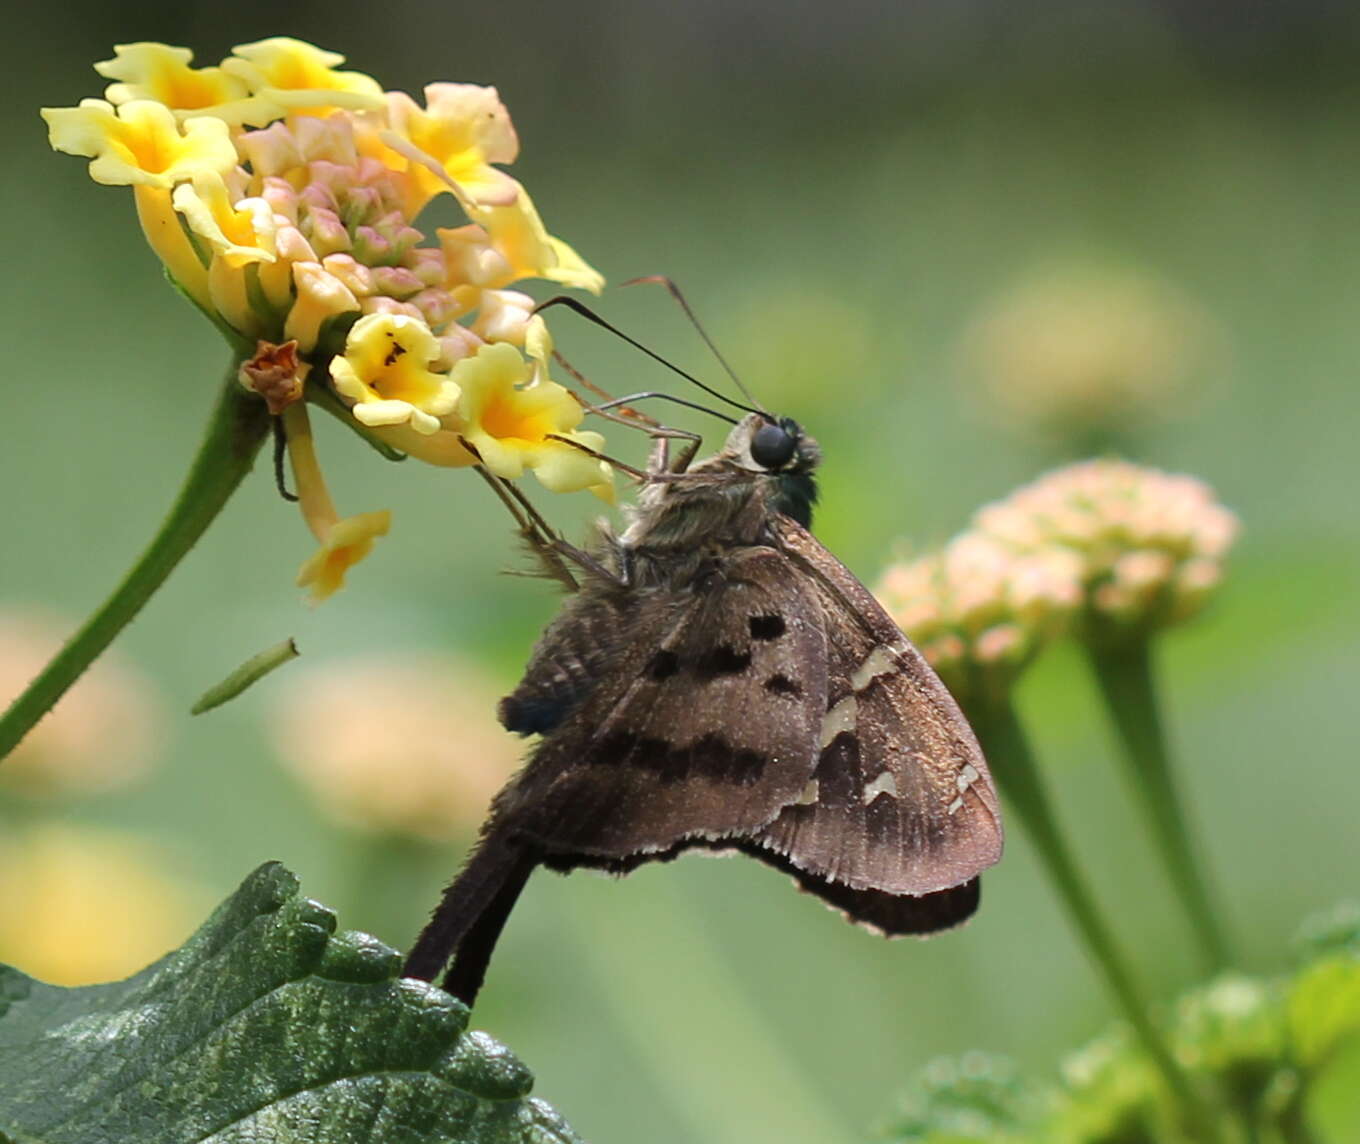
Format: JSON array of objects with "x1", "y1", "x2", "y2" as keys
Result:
[{"x1": 404, "y1": 400, "x2": 1003, "y2": 1004}]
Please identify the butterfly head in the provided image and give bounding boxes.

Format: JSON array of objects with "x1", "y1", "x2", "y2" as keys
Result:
[{"x1": 727, "y1": 413, "x2": 821, "y2": 527}]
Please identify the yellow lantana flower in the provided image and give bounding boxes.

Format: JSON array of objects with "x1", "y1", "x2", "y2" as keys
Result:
[
  {"x1": 453, "y1": 342, "x2": 613, "y2": 495},
  {"x1": 284, "y1": 261, "x2": 360, "y2": 353},
  {"x1": 331, "y1": 313, "x2": 461, "y2": 434},
  {"x1": 45, "y1": 38, "x2": 613, "y2": 602},
  {"x1": 0, "y1": 825, "x2": 205, "y2": 986},
  {"x1": 385, "y1": 83, "x2": 520, "y2": 209},
  {"x1": 282, "y1": 404, "x2": 389, "y2": 602},
  {"x1": 95, "y1": 42, "x2": 251, "y2": 120},
  {"x1": 296, "y1": 511, "x2": 393, "y2": 602},
  {"x1": 221, "y1": 38, "x2": 384, "y2": 120},
  {"x1": 172, "y1": 171, "x2": 291, "y2": 335},
  {"x1": 173, "y1": 171, "x2": 276, "y2": 269},
  {"x1": 42, "y1": 98, "x2": 236, "y2": 188},
  {"x1": 458, "y1": 183, "x2": 604, "y2": 294}
]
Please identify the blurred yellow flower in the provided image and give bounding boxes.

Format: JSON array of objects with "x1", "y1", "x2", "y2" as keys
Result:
[
  {"x1": 270, "y1": 652, "x2": 521, "y2": 841},
  {"x1": 958, "y1": 260, "x2": 1223, "y2": 446},
  {"x1": 0, "y1": 611, "x2": 162, "y2": 799},
  {"x1": 0, "y1": 825, "x2": 204, "y2": 986}
]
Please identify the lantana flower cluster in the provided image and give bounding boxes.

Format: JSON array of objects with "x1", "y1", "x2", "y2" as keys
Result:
[
  {"x1": 878, "y1": 459, "x2": 1237, "y2": 703},
  {"x1": 43, "y1": 39, "x2": 611, "y2": 599},
  {"x1": 974, "y1": 459, "x2": 1239, "y2": 642},
  {"x1": 877, "y1": 533, "x2": 1083, "y2": 703},
  {"x1": 958, "y1": 261, "x2": 1220, "y2": 447}
]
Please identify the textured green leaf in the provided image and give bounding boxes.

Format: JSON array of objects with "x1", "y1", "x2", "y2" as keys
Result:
[
  {"x1": 0, "y1": 863, "x2": 580, "y2": 1144},
  {"x1": 878, "y1": 1053, "x2": 1050, "y2": 1143}
]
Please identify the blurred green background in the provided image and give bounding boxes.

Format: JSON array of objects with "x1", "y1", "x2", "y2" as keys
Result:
[{"x1": 3, "y1": 3, "x2": 1359, "y2": 1141}]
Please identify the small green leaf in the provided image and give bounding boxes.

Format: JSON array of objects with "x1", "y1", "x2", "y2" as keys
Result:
[
  {"x1": 1288, "y1": 954, "x2": 1360, "y2": 1071},
  {"x1": 0, "y1": 862, "x2": 580, "y2": 1144},
  {"x1": 192, "y1": 637, "x2": 300, "y2": 715}
]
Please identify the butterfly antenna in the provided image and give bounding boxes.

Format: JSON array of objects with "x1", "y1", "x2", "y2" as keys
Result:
[
  {"x1": 622, "y1": 275, "x2": 767, "y2": 414},
  {"x1": 555, "y1": 349, "x2": 734, "y2": 432},
  {"x1": 535, "y1": 296, "x2": 761, "y2": 418}
]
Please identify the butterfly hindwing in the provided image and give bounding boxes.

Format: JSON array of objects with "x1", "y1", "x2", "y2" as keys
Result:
[
  {"x1": 749, "y1": 516, "x2": 1004, "y2": 898},
  {"x1": 494, "y1": 545, "x2": 830, "y2": 858}
]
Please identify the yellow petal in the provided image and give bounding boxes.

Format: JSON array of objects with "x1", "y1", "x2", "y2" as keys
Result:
[
  {"x1": 385, "y1": 84, "x2": 520, "y2": 210},
  {"x1": 223, "y1": 38, "x2": 384, "y2": 119},
  {"x1": 285, "y1": 262, "x2": 360, "y2": 352},
  {"x1": 132, "y1": 185, "x2": 211, "y2": 310},
  {"x1": 43, "y1": 98, "x2": 237, "y2": 188},
  {"x1": 172, "y1": 172, "x2": 277, "y2": 269},
  {"x1": 528, "y1": 433, "x2": 615, "y2": 495},
  {"x1": 330, "y1": 312, "x2": 460, "y2": 434},
  {"x1": 296, "y1": 510, "x2": 392, "y2": 602},
  {"x1": 95, "y1": 42, "x2": 251, "y2": 116},
  {"x1": 468, "y1": 183, "x2": 604, "y2": 293}
]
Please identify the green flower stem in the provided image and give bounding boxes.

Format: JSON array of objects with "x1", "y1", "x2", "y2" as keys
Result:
[
  {"x1": 0, "y1": 365, "x2": 270, "y2": 762},
  {"x1": 1086, "y1": 636, "x2": 1233, "y2": 972},
  {"x1": 969, "y1": 692, "x2": 1224, "y2": 1142}
]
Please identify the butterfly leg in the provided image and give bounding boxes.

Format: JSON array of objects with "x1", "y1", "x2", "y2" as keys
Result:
[
  {"x1": 473, "y1": 466, "x2": 579, "y2": 591},
  {"x1": 403, "y1": 828, "x2": 540, "y2": 1003},
  {"x1": 477, "y1": 464, "x2": 626, "y2": 588},
  {"x1": 439, "y1": 846, "x2": 538, "y2": 1003}
]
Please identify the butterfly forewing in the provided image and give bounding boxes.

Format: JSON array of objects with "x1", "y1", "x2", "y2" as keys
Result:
[
  {"x1": 496, "y1": 547, "x2": 830, "y2": 857},
  {"x1": 749, "y1": 516, "x2": 1003, "y2": 897}
]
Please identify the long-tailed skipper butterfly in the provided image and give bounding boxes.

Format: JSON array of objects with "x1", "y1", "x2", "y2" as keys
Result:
[{"x1": 404, "y1": 289, "x2": 1003, "y2": 1004}]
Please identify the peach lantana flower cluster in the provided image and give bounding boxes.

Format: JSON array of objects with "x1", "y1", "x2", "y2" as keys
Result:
[
  {"x1": 878, "y1": 459, "x2": 1237, "y2": 703},
  {"x1": 877, "y1": 533, "x2": 1084, "y2": 704},
  {"x1": 43, "y1": 39, "x2": 611, "y2": 600},
  {"x1": 974, "y1": 459, "x2": 1239, "y2": 640}
]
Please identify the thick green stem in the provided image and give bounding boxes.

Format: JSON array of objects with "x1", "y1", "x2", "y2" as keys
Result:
[
  {"x1": 0, "y1": 367, "x2": 270, "y2": 761},
  {"x1": 1086, "y1": 637, "x2": 1233, "y2": 972},
  {"x1": 969, "y1": 692, "x2": 1223, "y2": 1142}
]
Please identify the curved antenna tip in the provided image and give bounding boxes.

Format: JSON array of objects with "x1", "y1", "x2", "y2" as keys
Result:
[{"x1": 613, "y1": 275, "x2": 767, "y2": 414}]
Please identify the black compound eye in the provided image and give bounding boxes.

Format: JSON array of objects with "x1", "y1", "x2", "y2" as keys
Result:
[{"x1": 750, "y1": 421, "x2": 797, "y2": 469}]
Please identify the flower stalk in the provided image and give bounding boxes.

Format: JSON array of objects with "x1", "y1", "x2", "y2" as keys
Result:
[
  {"x1": 966, "y1": 691, "x2": 1224, "y2": 1142},
  {"x1": 0, "y1": 364, "x2": 269, "y2": 762},
  {"x1": 1086, "y1": 634, "x2": 1233, "y2": 972}
]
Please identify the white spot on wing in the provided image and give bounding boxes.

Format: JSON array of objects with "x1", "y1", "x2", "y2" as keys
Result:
[
  {"x1": 956, "y1": 763, "x2": 980, "y2": 793},
  {"x1": 851, "y1": 645, "x2": 899, "y2": 692},
  {"x1": 820, "y1": 695, "x2": 858, "y2": 748},
  {"x1": 863, "y1": 771, "x2": 899, "y2": 803},
  {"x1": 947, "y1": 795, "x2": 965, "y2": 815}
]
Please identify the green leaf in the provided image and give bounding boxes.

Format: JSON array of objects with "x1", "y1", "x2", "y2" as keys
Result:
[
  {"x1": 1288, "y1": 954, "x2": 1360, "y2": 1071},
  {"x1": 191, "y1": 638, "x2": 300, "y2": 715},
  {"x1": 0, "y1": 862, "x2": 581, "y2": 1144},
  {"x1": 878, "y1": 1053, "x2": 1050, "y2": 1143}
]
